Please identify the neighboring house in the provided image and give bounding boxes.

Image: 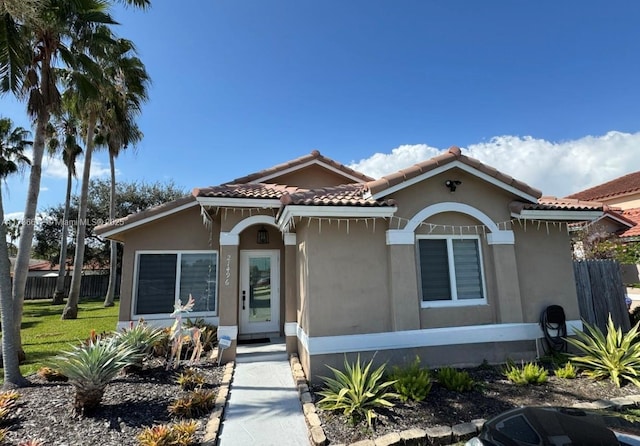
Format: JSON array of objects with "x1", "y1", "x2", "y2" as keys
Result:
[
  {"x1": 95, "y1": 148, "x2": 605, "y2": 379},
  {"x1": 567, "y1": 171, "x2": 640, "y2": 285}
]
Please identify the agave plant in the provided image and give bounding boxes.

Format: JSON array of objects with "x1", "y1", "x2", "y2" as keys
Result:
[
  {"x1": 317, "y1": 355, "x2": 397, "y2": 428},
  {"x1": 567, "y1": 315, "x2": 640, "y2": 387},
  {"x1": 114, "y1": 320, "x2": 166, "y2": 369},
  {"x1": 48, "y1": 335, "x2": 136, "y2": 412}
]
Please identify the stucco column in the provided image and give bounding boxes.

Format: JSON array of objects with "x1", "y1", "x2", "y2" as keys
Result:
[
  {"x1": 386, "y1": 231, "x2": 421, "y2": 331},
  {"x1": 218, "y1": 239, "x2": 239, "y2": 362},
  {"x1": 488, "y1": 232, "x2": 524, "y2": 323},
  {"x1": 283, "y1": 233, "x2": 298, "y2": 354}
]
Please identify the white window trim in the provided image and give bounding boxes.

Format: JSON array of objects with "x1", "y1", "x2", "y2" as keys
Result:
[
  {"x1": 132, "y1": 250, "x2": 219, "y2": 319},
  {"x1": 416, "y1": 235, "x2": 488, "y2": 308}
]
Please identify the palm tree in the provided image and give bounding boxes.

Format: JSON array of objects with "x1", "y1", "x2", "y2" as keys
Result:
[
  {"x1": 46, "y1": 110, "x2": 82, "y2": 304},
  {"x1": 95, "y1": 38, "x2": 149, "y2": 307},
  {"x1": 1, "y1": 0, "x2": 150, "y2": 374},
  {"x1": 63, "y1": 26, "x2": 150, "y2": 318},
  {"x1": 1, "y1": 0, "x2": 118, "y2": 368},
  {"x1": 0, "y1": 117, "x2": 31, "y2": 388}
]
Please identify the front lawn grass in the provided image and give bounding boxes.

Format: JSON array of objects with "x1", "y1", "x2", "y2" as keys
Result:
[{"x1": 16, "y1": 297, "x2": 119, "y2": 377}]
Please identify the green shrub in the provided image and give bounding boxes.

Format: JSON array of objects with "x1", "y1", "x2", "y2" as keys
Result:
[
  {"x1": 554, "y1": 361, "x2": 577, "y2": 379},
  {"x1": 389, "y1": 356, "x2": 431, "y2": 402},
  {"x1": 503, "y1": 361, "x2": 548, "y2": 386},
  {"x1": 175, "y1": 368, "x2": 206, "y2": 391},
  {"x1": 567, "y1": 315, "x2": 640, "y2": 387},
  {"x1": 168, "y1": 389, "x2": 216, "y2": 418},
  {"x1": 317, "y1": 355, "x2": 397, "y2": 428},
  {"x1": 137, "y1": 420, "x2": 198, "y2": 446},
  {"x1": 436, "y1": 367, "x2": 474, "y2": 392},
  {"x1": 48, "y1": 335, "x2": 137, "y2": 413}
]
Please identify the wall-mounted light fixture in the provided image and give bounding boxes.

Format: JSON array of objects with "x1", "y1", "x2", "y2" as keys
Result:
[
  {"x1": 257, "y1": 226, "x2": 269, "y2": 244},
  {"x1": 445, "y1": 180, "x2": 462, "y2": 192}
]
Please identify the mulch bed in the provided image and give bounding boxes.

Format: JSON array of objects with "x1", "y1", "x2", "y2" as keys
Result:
[
  {"x1": 3, "y1": 358, "x2": 223, "y2": 446},
  {"x1": 312, "y1": 365, "x2": 640, "y2": 444}
]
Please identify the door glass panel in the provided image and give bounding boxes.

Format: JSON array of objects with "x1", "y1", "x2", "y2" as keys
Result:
[{"x1": 249, "y1": 256, "x2": 271, "y2": 323}]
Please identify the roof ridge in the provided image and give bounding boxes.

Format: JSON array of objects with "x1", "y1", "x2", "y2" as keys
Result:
[{"x1": 228, "y1": 150, "x2": 374, "y2": 184}]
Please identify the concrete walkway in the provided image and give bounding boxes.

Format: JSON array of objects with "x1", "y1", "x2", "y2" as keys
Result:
[{"x1": 217, "y1": 339, "x2": 310, "y2": 446}]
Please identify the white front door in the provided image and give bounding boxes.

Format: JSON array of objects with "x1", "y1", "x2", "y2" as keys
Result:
[{"x1": 239, "y1": 250, "x2": 280, "y2": 335}]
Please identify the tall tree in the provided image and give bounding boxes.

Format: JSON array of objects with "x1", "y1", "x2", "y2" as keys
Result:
[
  {"x1": 46, "y1": 110, "x2": 82, "y2": 304},
  {"x1": 0, "y1": 117, "x2": 31, "y2": 388},
  {"x1": 1, "y1": 0, "x2": 150, "y2": 376},
  {"x1": 95, "y1": 37, "x2": 149, "y2": 307}
]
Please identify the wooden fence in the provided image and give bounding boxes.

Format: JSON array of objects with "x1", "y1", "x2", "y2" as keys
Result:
[
  {"x1": 573, "y1": 259, "x2": 629, "y2": 333},
  {"x1": 23, "y1": 274, "x2": 120, "y2": 300}
]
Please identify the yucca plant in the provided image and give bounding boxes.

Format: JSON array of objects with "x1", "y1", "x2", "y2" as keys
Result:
[
  {"x1": 567, "y1": 315, "x2": 640, "y2": 387},
  {"x1": 317, "y1": 355, "x2": 397, "y2": 428},
  {"x1": 48, "y1": 335, "x2": 137, "y2": 413},
  {"x1": 503, "y1": 361, "x2": 548, "y2": 386}
]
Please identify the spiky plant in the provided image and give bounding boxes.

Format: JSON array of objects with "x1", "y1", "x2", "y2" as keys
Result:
[
  {"x1": 115, "y1": 321, "x2": 166, "y2": 369},
  {"x1": 168, "y1": 389, "x2": 216, "y2": 418},
  {"x1": 567, "y1": 315, "x2": 640, "y2": 387},
  {"x1": 137, "y1": 420, "x2": 198, "y2": 446},
  {"x1": 503, "y1": 361, "x2": 548, "y2": 386},
  {"x1": 48, "y1": 336, "x2": 136, "y2": 413},
  {"x1": 175, "y1": 368, "x2": 206, "y2": 391},
  {"x1": 317, "y1": 355, "x2": 397, "y2": 428}
]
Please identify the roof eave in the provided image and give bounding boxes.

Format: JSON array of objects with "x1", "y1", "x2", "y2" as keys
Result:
[
  {"x1": 195, "y1": 197, "x2": 282, "y2": 208},
  {"x1": 511, "y1": 210, "x2": 604, "y2": 221},
  {"x1": 277, "y1": 205, "x2": 397, "y2": 231}
]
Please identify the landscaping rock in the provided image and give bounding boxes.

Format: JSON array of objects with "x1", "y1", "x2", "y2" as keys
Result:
[
  {"x1": 373, "y1": 432, "x2": 402, "y2": 446},
  {"x1": 425, "y1": 425, "x2": 452, "y2": 445},
  {"x1": 399, "y1": 428, "x2": 426, "y2": 445}
]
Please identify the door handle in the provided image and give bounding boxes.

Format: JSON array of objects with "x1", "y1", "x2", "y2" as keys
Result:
[{"x1": 242, "y1": 290, "x2": 246, "y2": 310}]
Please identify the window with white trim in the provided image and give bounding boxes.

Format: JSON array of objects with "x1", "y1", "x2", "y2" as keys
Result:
[
  {"x1": 134, "y1": 251, "x2": 218, "y2": 316},
  {"x1": 417, "y1": 236, "x2": 486, "y2": 305}
]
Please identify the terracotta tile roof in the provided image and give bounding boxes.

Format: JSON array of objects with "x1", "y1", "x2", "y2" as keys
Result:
[
  {"x1": 366, "y1": 146, "x2": 542, "y2": 199},
  {"x1": 281, "y1": 184, "x2": 395, "y2": 207},
  {"x1": 193, "y1": 183, "x2": 302, "y2": 200},
  {"x1": 94, "y1": 195, "x2": 196, "y2": 235},
  {"x1": 229, "y1": 150, "x2": 374, "y2": 184},
  {"x1": 567, "y1": 171, "x2": 640, "y2": 201},
  {"x1": 509, "y1": 197, "x2": 608, "y2": 214},
  {"x1": 620, "y1": 207, "x2": 640, "y2": 238}
]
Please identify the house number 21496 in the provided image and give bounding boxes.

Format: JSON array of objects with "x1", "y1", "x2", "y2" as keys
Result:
[{"x1": 224, "y1": 254, "x2": 232, "y2": 286}]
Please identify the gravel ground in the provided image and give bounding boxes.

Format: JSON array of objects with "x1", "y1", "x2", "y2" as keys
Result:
[
  {"x1": 313, "y1": 364, "x2": 640, "y2": 444},
  {"x1": 3, "y1": 358, "x2": 223, "y2": 446}
]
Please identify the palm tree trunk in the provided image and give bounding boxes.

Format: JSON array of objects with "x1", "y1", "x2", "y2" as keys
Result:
[
  {"x1": 12, "y1": 106, "x2": 49, "y2": 362},
  {"x1": 103, "y1": 151, "x2": 117, "y2": 307},
  {"x1": 52, "y1": 169, "x2": 73, "y2": 304},
  {"x1": 63, "y1": 111, "x2": 96, "y2": 320},
  {"x1": 0, "y1": 186, "x2": 29, "y2": 389}
]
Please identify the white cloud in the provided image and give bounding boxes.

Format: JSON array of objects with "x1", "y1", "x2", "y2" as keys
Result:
[
  {"x1": 43, "y1": 154, "x2": 115, "y2": 180},
  {"x1": 4, "y1": 212, "x2": 24, "y2": 222},
  {"x1": 349, "y1": 131, "x2": 640, "y2": 198}
]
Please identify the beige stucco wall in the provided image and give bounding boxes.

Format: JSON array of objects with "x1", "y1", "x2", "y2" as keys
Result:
[
  {"x1": 118, "y1": 206, "x2": 216, "y2": 322},
  {"x1": 274, "y1": 164, "x2": 361, "y2": 189},
  {"x1": 601, "y1": 193, "x2": 640, "y2": 210},
  {"x1": 514, "y1": 224, "x2": 581, "y2": 322},
  {"x1": 298, "y1": 219, "x2": 391, "y2": 337}
]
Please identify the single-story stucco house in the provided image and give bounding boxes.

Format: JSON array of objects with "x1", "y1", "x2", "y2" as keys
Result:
[{"x1": 95, "y1": 147, "x2": 606, "y2": 379}]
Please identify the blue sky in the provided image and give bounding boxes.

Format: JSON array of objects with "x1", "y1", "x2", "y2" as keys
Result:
[{"x1": 3, "y1": 0, "x2": 640, "y2": 218}]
